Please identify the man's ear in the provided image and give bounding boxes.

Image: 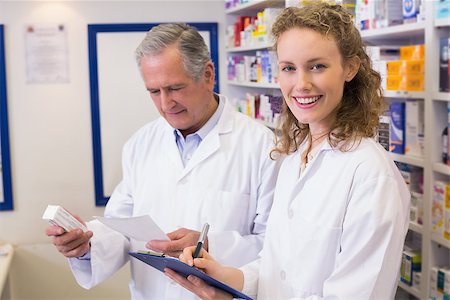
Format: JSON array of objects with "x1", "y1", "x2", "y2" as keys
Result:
[
  {"x1": 345, "y1": 56, "x2": 361, "y2": 82},
  {"x1": 203, "y1": 61, "x2": 215, "y2": 91}
]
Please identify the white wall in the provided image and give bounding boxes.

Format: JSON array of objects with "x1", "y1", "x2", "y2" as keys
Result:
[{"x1": 0, "y1": 1, "x2": 225, "y2": 299}]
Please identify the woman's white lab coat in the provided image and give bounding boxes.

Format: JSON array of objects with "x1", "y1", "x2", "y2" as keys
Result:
[
  {"x1": 69, "y1": 97, "x2": 281, "y2": 300},
  {"x1": 241, "y1": 138, "x2": 410, "y2": 300}
]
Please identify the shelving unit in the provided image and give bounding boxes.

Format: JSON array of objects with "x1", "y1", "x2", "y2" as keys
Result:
[
  {"x1": 410, "y1": 220, "x2": 424, "y2": 234},
  {"x1": 224, "y1": 1, "x2": 449, "y2": 299},
  {"x1": 226, "y1": 42, "x2": 273, "y2": 52},
  {"x1": 227, "y1": 80, "x2": 279, "y2": 89},
  {"x1": 362, "y1": 2, "x2": 450, "y2": 299},
  {"x1": 225, "y1": 0, "x2": 284, "y2": 129},
  {"x1": 399, "y1": 281, "x2": 423, "y2": 299}
]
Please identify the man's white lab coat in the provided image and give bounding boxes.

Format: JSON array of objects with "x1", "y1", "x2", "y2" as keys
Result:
[
  {"x1": 241, "y1": 138, "x2": 410, "y2": 300},
  {"x1": 69, "y1": 96, "x2": 281, "y2": 300}
]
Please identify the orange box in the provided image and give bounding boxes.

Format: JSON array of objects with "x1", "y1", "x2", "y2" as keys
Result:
[
  {"x1": 387, "y1": 61, "x2": 403, "y2": 75},
  {"x1": 400, "y1": 45, "x2": 425, "y2": 60},
  {"x1": 386, "y1": 74, "x2": 424, "y2": 91},
  {"x1": 387, "y1": 60, "x2": 424, "y2": 76},
  {"x1": 387, "y1": 75, "x2": 401, "y2": 90},
  {"x1": 404, "y1": 75, "x2": 424, "y2": 91}
]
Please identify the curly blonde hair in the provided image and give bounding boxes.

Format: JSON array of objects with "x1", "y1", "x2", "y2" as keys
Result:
[{"x1": 271, "y1": 2, "x2": 385, "y2": 157}]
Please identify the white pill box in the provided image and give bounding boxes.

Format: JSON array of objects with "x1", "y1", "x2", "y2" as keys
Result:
[{"x1": 42, "y1": 205, "x2": 87, "y2": 232}]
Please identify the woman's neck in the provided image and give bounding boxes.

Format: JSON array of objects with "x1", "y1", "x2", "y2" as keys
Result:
[{"x1": 310, "y1": 131, "x2": 329, "y2": 149}]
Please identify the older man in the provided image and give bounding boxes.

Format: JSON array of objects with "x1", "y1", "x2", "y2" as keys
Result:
[{"x1": 46, "y1": 23, "x2": 281, "y2": 299}]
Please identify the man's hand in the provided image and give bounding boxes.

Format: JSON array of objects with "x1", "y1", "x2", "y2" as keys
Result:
[
  {"x1": 146, "y1": 227, "x2": 208, "y2": 258},
  {"x1": 45, "y1": 214, "x2": 93, "y2": 258}
]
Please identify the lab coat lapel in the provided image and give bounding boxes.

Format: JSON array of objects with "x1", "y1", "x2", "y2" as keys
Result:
[
  {"x1": 286, "y1": 151, "x2": 306, "y2": 204},
  {"x1": 162, "y1": 124, "x2": 184, "y2": 171},
  {"x1": 288, "y1": 141, "x2": 333, "y2": 204},
  {"x1": 177, "y1": 101, "x2": 234, "y2": 181}
]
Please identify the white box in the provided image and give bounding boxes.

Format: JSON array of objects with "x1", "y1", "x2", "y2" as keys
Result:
[
  {"x1": 42, "y1": 205, "x2": 87, "y2": 232},
  {"x1": 405, "y1": 100, "x2": 424, "y2": 157}
]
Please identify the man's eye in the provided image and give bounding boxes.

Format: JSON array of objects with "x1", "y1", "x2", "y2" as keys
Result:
[
  {"x1": 149, "y1": 90, "x2": 160, "y2": 95},
  {"x1": 169, "y1": 87, "x2": 182, "y2": 92}
]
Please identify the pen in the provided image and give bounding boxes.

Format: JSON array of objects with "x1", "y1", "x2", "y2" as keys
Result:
[{"x1": 193, "y1": 223, "x2": 209, "y2": 259}]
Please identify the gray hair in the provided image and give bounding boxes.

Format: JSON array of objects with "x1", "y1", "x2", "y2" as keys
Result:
[{"x1": 135, "y1": 23, "x2": 211, "y2": 81}]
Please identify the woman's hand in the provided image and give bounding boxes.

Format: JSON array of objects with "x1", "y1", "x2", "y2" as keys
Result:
[
  {"x1": 164, "y1": 246, "x2": 244, "y2": 299},
  {"x1": 179, "y1": 247, "x2": 226, "y2": 281},
  {"x1": 164, "y1": 269, "x2": 232, "y2": 300}
]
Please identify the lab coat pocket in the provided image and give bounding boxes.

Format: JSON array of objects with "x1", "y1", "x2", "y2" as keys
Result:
[
  {"x1": 289, "y1": 216, "x2": 342, "y2": 294},
  {"x1": 201, "y1": 189, "x2": 252, "y2": 233}
]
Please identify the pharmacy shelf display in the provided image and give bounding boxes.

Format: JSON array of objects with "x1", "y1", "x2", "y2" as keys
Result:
[
  {"x1": 224, "y1": 1, "x2": 450, "y2": 299},
  {"x1": 225, "y1": 0, "x2": 285, "y2": 129}
]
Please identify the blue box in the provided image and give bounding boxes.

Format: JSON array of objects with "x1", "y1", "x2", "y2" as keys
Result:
[{"x1": 390, "y1": 102, "x2": 406, "y2": 154}]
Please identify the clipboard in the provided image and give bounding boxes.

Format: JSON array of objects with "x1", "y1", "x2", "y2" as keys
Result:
[{"x1": 129, "y1": 251, "x2": 253, "y2": 300}]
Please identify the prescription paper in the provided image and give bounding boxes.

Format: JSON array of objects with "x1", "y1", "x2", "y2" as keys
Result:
[{"x1": 95, "y1": 215, "x2": 169, "y2": 241}]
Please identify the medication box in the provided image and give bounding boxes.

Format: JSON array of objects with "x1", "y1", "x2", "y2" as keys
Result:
[
  {"x1": 400, "y1": 45, "x2": 424, "y2": 60},
  {"x1": 400, "y1": 249, "x2": 421, "y2": 286},
  {"x1": 390, "y1": 102, "x2": 406, "y2": 153},
  {"x1": 387, "y1": 60, "x2": 424, "y2": 76},
  {"x1": 42, "y1": 205, "x2": 87, "y2": 232},
  {"x1": 387, "y1": 74, "x2": 424, "y2": 91}
]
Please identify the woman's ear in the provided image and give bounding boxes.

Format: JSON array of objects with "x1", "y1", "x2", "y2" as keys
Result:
[{"x1": 344, "y1": 56, "x2": 361, "y2": 82}]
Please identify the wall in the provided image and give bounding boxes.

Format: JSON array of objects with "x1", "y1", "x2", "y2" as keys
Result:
[{"x1": 0, "y1": 1, "x2": 225, "y2": 299}]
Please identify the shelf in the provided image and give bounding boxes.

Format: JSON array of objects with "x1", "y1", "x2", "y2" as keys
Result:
[
  {"x1": 0, "y1": 244, "x2": 14, "y2": 297},
  {"x1": 433, "y1": 162, "x2": 450, "y2": 175},
  {"x1": 433, "y1": 92, "x2": 450, "y2": 102},
  {"x1": 431, "y1": 233, "x2": 450, "y2": 249},
  {"x1": 384, "y1": 90, "x2": 425, "y2": 99},
  {"x1": 435, "y1": 18, "x2": 450, "y2": 28},
  {"x1": 226, "y1": 42, "x2": 273, "y2": 52},
  {"x1": 227, "y1": 80, "x2": 279, "y2": 89},
  {"x1": 360, "y1": 22, "x2": 425, "y2": 42},
  {"x1": 390, "y1": 153, "x2": 425, "y2": 167},
  {"x1": 409, "y1": 222, "x2": 423, "y2": 234},
  {"x1": 225, "y1": 0, "x2": 284, "y2": 14},
  {"x1": 398, "y1": 281, "x2": 422, "y2": 299}
]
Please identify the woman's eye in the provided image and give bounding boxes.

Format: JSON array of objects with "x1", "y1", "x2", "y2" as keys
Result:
[
  {"x1": 281, "y1": 66, "x2": 296, "y2": 72},
  {"x1": 311, "y1": 64, "x2": 326, "y2": 70}
]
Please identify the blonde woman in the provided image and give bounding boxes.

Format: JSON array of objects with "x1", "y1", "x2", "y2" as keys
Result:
[{"x1": 166, "y1": 3, "x2": 410, "y2": 299}]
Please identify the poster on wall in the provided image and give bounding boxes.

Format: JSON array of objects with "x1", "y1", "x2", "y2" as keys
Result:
[{"x1": 24, "y1": 23, "x2": 70, "y2": 84}]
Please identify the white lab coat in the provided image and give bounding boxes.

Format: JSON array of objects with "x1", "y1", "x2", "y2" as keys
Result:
[
  {"x1": 68, "y1": 96, "x2": 281, "y2": 300},
  {"x1": 241, "y1": 138, "x2": 410, "y2": 300}
]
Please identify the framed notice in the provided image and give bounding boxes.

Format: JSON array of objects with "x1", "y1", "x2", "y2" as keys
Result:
[
  {"x1": 88, "y1": 23, "x2": 218, "y2": 206},
  {"x1": 0, "y1": 25, "x2": 14, "y2": 211}
]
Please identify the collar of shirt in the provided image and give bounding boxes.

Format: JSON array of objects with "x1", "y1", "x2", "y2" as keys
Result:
[
  {"x1": 299, "y1": 138, "x2": 330, "y2": 177},
  {"x1": 173, "y1": 94, "x2": 224, "y2": 167}
]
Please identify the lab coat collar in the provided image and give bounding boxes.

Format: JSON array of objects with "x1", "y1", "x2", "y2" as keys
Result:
[
  {"x1": 162, "y1": 94, "x2": 235, "y2": 182},
  {"x1": 285, "y1": 139, "x2": 334, "y2": 206}
]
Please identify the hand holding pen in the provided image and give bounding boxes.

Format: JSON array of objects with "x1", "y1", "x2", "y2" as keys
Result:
[{"x1": 193, "y1": 223, "x2": 209, "y2": 259}]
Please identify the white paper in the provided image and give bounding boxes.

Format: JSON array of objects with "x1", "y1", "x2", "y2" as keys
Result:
[
  {"x1": 24, "y1": 23, "x2": 69, "y2": 84},
  {"x1": 95, "y1": 215, "x2": 169, "y2": 241}
]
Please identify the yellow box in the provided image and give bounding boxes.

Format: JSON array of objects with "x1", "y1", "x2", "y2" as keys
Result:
[
  {"x1": 387, "y1": 60, "x2": 424, "y2": 76},
  {"x1": 386, "y1": 74, "x2": 424, "y2": 91},
  {"x1": 386, "y1": 75, "x2": 402, "y2": 90},
  {"x1": 404, "y1": 75, "x2": 424, "y2": 91},
  {"x1": 400, "y1": 45, "x2": 425, "y2": 60},
  {"x1": 387, "y1": 61, "x2": 403, "y2": 76}
]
